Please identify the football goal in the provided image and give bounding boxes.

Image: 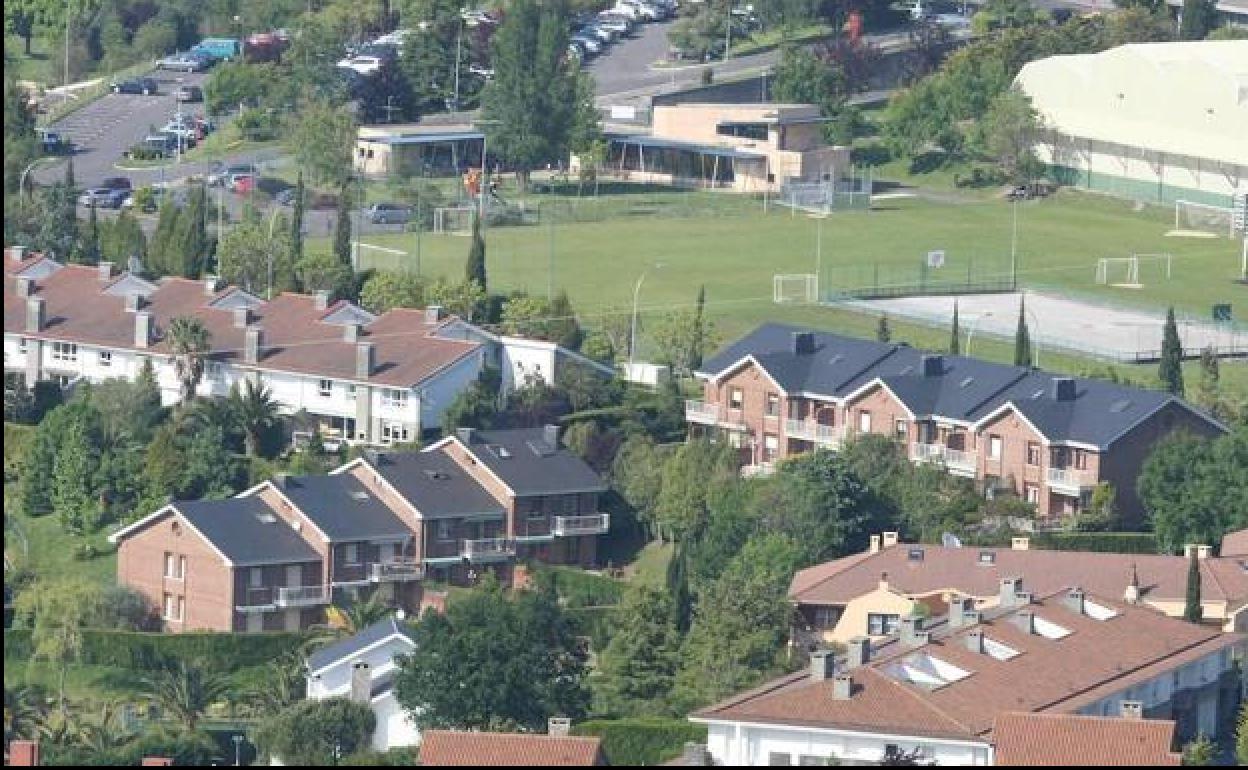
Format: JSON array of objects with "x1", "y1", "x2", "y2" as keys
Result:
[
  {"x1": 1174, "y1": 199, "x2": 1236, "y2": 237},
  {"x1": 773, "y1": 273, "x2": 818, "y2": 304},
  {"x1": 1095, "y1": 254, "x2": 1172, "y2": 288},
  {"x1": 432, "y1": 206, "x2": 475, "y2": 236},
  {"x1": 352, "y1": 242, "x2": 408, "y2": 272}
]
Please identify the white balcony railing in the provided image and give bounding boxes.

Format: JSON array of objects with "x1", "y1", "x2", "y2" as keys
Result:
[
  {"x1": 369, "y1": 559, "x2": 424, "y2": 583},
  {"x1": 785, "y1": 419, "x2": 845, "y2": 447},
  {"x1": 1047, "y1": 467, "x2": 1094, "y2": 493},
  {"x1": 275, "y1": 585, "x2": 330, "y2": 608},
  {"x1": 235, "y1": 587, "x2": 276, "y2": 612},
  {"x1": 685, "y1": 399, "x2": 720, "y2": 425},
  {"x1": 462, "y1": 538, "x2": 516, "y2": 562},
  {"x1": 912, "y1": 443, "x2": 977, "y2": 474},
  {"x1": 943, "y1": 447, "x2": 977, "y2": 473},
  {"x1": 553, "y1": 513, "x2": 610, "y2": 537}
]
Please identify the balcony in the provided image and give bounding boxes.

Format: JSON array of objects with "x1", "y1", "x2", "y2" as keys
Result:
[
  {"x1": 235, "y1": 587, "x2": 276, "y2": 613},
  {"x1": 685, "y1": 399, "x2": 719, "y2": 425},
  {"x1": 784, "y1": 419, "x2": 844, "y2": 448},
  {"x1": 369, "y1": 559, "x2": 424, "y2": 583},
  {"x1": 911, "y1": 443, "x2": 977, "y2": 476},
  {"x1": 553, "y1": 513, "x2": 610, "y2": 537},
  {"x1": 275, "y1": 585, "x2": 330, "y2": 608},
  {"x1": 331, "y1": 564, "x2": 371, "y2": 587},
  {"x1": 1047, "y1": 467, "x2": 1096, "y2": 495},
  {"x1": 462, "y1": 538, "x2": 516, "y2": 562}
]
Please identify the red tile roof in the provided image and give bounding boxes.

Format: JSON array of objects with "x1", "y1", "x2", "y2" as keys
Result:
[
  {"x1": 419, "y1": 731, "x2": 604, "y2": 766},
  {"x1": 993, "y1": 713, "x2": 1180, "y2": 766},
  {"x1": 1221, "y1": 528, "x2": 1248, "y2": 557},
  {"x1": 4, "y1": 264, "x2": 480, "y2": 388}
]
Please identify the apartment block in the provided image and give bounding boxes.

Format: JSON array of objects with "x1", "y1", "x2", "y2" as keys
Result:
[
  {"x1": 687, "y1": 324, "x2": 1224, "y2": 522},
  {"x1": 109, "y1": 426, "x2": 610, "y2": 632},
  {"x1": 691, "y1": 586, "x2": 1245, "y2": 765}
]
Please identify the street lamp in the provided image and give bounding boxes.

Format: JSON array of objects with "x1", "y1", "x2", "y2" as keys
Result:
[
  {"x1": 809, "y1": 212, "x2": 829, "y2": 300},
  {"x1": 19, "y1": 157, "x2": 57, "y2": 210},
  {"x1": 231, "y1": 734, "x2": 244, "y2": 767},
  {"x1": 629, "y1": 263, "x2": 665, "y2": 376},
  {"x1": 964, "y1": 311, "x2": 994, "y2": 356}
]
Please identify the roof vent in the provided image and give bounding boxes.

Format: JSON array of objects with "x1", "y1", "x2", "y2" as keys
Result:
[
  {"x1": 921, "y1": 354, "x2": 943, "y2": 377},
  {"x1": 456, "y1": 427, "x2": 476, "y2": 446},
  {"x1": 548, "y1": 717, "x2": 571, "y2": 737},
  {"x1": 423, "y1": 469, "x2": 451, "y2": 481},
  {"x1": 1110, "y1": 398, "x2": 1132, "y2": 413},
  {"x1": 314, "y1": 290, "x2": 330, "y2": 311},
  {"x1": 349, "y1": 490, "x2": 369, "y2": 502},
  {"x1": 959, "y1": 376, "x2": 974, "y2": 388},
  {"x1": 255, "y1": 512, "x2": 277, "y2": 524},
  {"x1": 792, "y1": 331, "x2": 816, "y2": 355},
  {"x1": 828, "y1": 353, "x2": 845, "y2": 365},
  {"x1": 1120, "y1": 701, "x2": 1143, "y2": 720},
  {"x1": 425, "y1": 305, "x2": 445, "y2": 324},
  {"x1": 490, "y1": 444, "x2": 512, "y2": 459},
  {"x1": 899, "y1": 365, "x2": 915, "y2": 375},
  {"x1": 907, "y1": 547, "x2": 924, "y2": 562},
  {"x1": 978, "y1": 551, "x2": 996, "y2": 565},
  {"x1": 1051, "y1": 377, "x2": 1076, "y2": 402}
]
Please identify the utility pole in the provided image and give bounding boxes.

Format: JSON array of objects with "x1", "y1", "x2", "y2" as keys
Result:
[
  {"x1": 1010, "y1": 197, "x2": 1019, "y2": 289},
  {"x1": 453, "y1": 19, "x2": 464, "y2": 113},
  {"x1": 63, "y1": 0, "x2": 71, "y2": 93}
]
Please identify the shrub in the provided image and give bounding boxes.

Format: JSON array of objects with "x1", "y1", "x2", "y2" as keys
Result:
[
  {"x1": 571, "y1": 718, "x2": 708, "y2": 766},
  {"x1": 1031, "y1": 532, "x2": 1159, "y2": 554},
  {"x1": 3, "y1": 629, "x2": 306, "y2": 671}
]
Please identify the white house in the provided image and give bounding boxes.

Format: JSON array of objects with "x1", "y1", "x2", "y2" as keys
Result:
[{"x1": 305, "y1": 615, "x2": 421, "y2": 753}]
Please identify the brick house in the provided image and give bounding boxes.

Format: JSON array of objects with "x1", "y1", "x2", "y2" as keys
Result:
[
  {"x1": 110, "y1": 426, "x2": 609, "y2": 632},
  {"x1": 687, "y1": 324, "x2": 1224, "y2": 522}
]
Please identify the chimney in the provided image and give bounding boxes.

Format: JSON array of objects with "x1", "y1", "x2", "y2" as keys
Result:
[
  {"x1": 355, "y1": 342, "x2": 375, "y2": 378},
  {"x1": 1064, "y1": 587, "x2": 1086, "y2": 615},
  {"x1": 882, "y1": 532, "x2": 900, "y2": 548},
  {"x1": 1197, "y1": 545, "x2": 1212, "y2": 560},
  {"x1": 1012, "y1": 609, "x2": 1036, "y2": 635},
  {"x1": 679, "y1": 743, "x2": 712, "y2": 767},
  {"x1": 900, "y1": 615, "x2": 929, "y2": 648},
  {"x1": 8, "y1": 245, "x2": 27, "y2": 263},
  {"x1": 832, "y1": 672, "x2": 853, "y2": 700},
  {"x1": 1011, "y1": 537, "x2": 1030, "y2": 551},
  {"x1": 457, "y1": 427, "x2": 476, "y2": 446},
  {"x1": 809, "y1": 649, "x2": 835, "y2": 682},
  {"x1": 999, "y1": 577, "x2": 1024, "y2": 608},
  {"x1": 792, "y1": 331, "x2": 816, "y2": 355},
  {"x1": 847, "y1": 636, "x2": 871, "y2": 669},
  {"x1": 203, "y1": 276, "x2": 219, "y2": 296},
  {"x1": 543, "y1": 424, "x2": 560, "y2": 448},
  {"x1": 966, "y1": 628, "x2": 985, "y2": 654},
  {"x1": 1120, "y1": 701, "x2": 1143, "y2": 720},
  {"x1": 16, "y1": 275, "x2": 34, "y2": 299},
  {"x1": 948, "y1": 595, "x2": 973, "y2": 627},
  {"x1": 344, "y1": 323, "x2": 360, "y2": 343},
  {"x1": 97, "y1": 261, "x2": 114, "y2": 282},
  {"x1": 233, "y1": 307, "x2": 250, "y2": 328},
  {"x1": 547, "y1": 717, "x2": 571, "y2": 737},
  {"x1": 1124, "y1": 563, "x2": 1141, "y2": 605},
  {"x1": 274, "y1": 473, "x2": 290, "y2": 490},
  {"x1": 135, "y1": 311, "x2": 152, "y2": 348},
  {"x1": 869, "y1": 535, "x2": 881, "y2": 554},
  {"x1": 878, "y1": 572, "x2": 890, "y2": 592},
  {"x1": 425, "y1": 304, "x2": 445, "y2": 324},
  {"x1": 314, "y1": 290, "x2": 330, "y2": 311},
  {"x1": 962, "y1": 609, "x2": 982, "y2": 626},
  {"x1": 25, "y1": 297, "x2": 45, "y2": 333},
  {"x1": 1051, "y1": 377, "x2": 1076, "y2": 402},
  {"x1": 8, "y1": 740, "x2": 39, "y2": 767},
  {"x1": 921, "y1": 354, "x2": 943, "y2": 377},
  {"x1": 349, "y1": 662, "x2": 371, "y2": 704},
  {"x1": 244, "y1": 326, "x2": 263, "y2": 364},
  {"x1": 125, "y1": 292, "x2": 144, "y2": 312}
]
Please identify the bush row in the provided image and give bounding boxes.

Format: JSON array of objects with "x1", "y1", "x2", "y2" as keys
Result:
[
  {"x1": 3, "y1": 629, "x2": 305, "y2": 671},
  {"x1": 571, "y1": 718, "x2": 708, "y2": 766},
  {"x1": 535, "y1": 564, "x2": 625, "y2": 608},
  {"x1": 1031, "y1": 532, "x2": 1159, "y2": 554}
]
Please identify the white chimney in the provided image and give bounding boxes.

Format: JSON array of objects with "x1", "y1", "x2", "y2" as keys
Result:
[
  {"x1": 97, "y1": 262, "x2": 114, "y2": 283},
  {"x1": 809, "y1": 649, "x2": 835, "y2": 682},
  {"x1": 344, "y1": 323, "x2": 360, "y2": 343},
  {"x1": 244, "y1": 326, "x2": 263, "y2": 364},
  {"x1": 233, "y1": 307, "x2": 250, "y2": 328},
  {"x1": 16, "y1": 276, "x2": 34, "y2": 299},
  {"x1": 8, "y1": 245, "x2": 26, "y2": 263},
  {"x1": 425, "y1": 305, "x2": 445, "y2": 323},
  {"x1": 356, "y1": 342, "x2": 375, "y2": 378},
  {"x1": 882, "y1": 532, "x2": 900, "y2": 548},
  {"x1": 135, "y1": 311, "x2": 152, "y2": 348},
  {"x1": 203, "y1": 276, "x2": 219, "y2": 296},
  {"x1": 548, "y1": 717, "x2": 571, "y2": 737},
  {"x1": 1011, "y1": 537, "x2": 1030, "y2": 551},
  {"x1": 869, "y1": 535, "x2": 881, "y2": 554},
  {"x1": 314, "y1": 290, "x2": 330, "y2": 311},
  {"x1": 25, "y1": 297, "x2": 46, "y2": 333}
]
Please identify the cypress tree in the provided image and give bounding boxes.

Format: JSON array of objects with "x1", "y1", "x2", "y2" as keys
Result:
[
  {"x1": 949, "y1": 299, "x2": 961, "y2": 355},
  {"x1": 64, "y1": 155, "x2": 75, "y2": 190},
  {"x1": 180, "y1": 183, "x2": 210, "y2": 278},
  {"x1": 290, "y1": 171, "x2": 305, "y2": 270},
  {"x1": 465, "y1": 213, "x2": 487, "y2": 290},
  {"x1": 61, "y1": 156, "x2": 78, "y2": 250},
  {"x1": 1179, "y1": 0, "x2": 1216, "y2": 40},
  {"x1": 1159, "y1": 306, "x2": 1185, "y2": 396},
  {"x1": 1184, "y1": 549, "x2": 1202, "y2": 624},
  {"x1": 333, "y1": 190, "x2": 353, "y2": 271},
  {"x1": 876, "y1": 314, "x2": 891, "y2": 343},
  {"x1": 1014, "y1": 296, "x2": 1032, "y2": 367},
  {"x1": 666, "y1": 543, "x2": 693, "y2": 633},
  {"x1": 690, "y1": 285, "x2": 706, "y2": 371},
  {"x1": 148, "y1": 197, "x2": 182, "y2": 277},
  {"x1": 79, "y1": 203, "x2": 100, "y2": 265}
]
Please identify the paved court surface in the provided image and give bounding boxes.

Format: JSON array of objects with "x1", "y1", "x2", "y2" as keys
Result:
[{"x1": 844, "y1": 291, "x2": 1245, "y2": 363}]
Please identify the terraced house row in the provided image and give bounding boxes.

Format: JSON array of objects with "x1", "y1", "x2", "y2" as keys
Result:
[
  {"x1": 687, "y1": 324, "x2": 1225, "y2": 522},
  {"x1": 108, "y1": 426, "x2": 609, "y2": 632}
]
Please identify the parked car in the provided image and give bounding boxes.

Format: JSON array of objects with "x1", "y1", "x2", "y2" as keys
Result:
[
  {"x1": 190, "y1": 37, "x2": 242, "y2": 62},
  {"x1": 78, "y1": 188, "x2": 127, "y2": 208},
  {"x1": 571, "y1": 34, "x2": 603, "y2": 55},
  {"x1": 38, "y1": 129, "x2": 69, "y2": 154},
  {"x1": 207, "y1": 163, "x2": 258, "y2": 187},
  {"x1": 366, "y1": 203, "x2": 413, "y2": 225},
  {"x1": 174, "y1": 85, "x2": 203, "y2": 103},
  {"x1": 139, "y1": 133, "x2": 178, "y2": 157},
  {"x1": 158, "y1": 51, "x2": 212, "y2": 72},
  {"x1": 228, "y1": 172, "x2": 257, "y2": 193},
  {"x1": 274, "y1": 187, "x2": 302, "y2": 207},
  {"x1": 111, "y1": 77, "x2": 159, "y2": 95},
  {"x1": 100, "y1": 176, "x2": 132, "y2": 192}
]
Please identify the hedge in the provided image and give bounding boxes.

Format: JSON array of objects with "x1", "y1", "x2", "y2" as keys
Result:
[
  {"x1": 4, "y1": 629, "x2": 305, "y2": 671},
  {"x1": 565, "y1": 605, "x2": 620, "y2": 652},
  {"x1": 1031, "y1": 532, "x2": 1159, "y2": 554},
  {"x1": 572, "y1": 718, "x2": 707, "y2": 766},
  {"x1": 4, "y1": 421, "x2": 35, "y2": 480},
  {"x1": 535, "y1": 565, "x2": 625, "y2": 608}
]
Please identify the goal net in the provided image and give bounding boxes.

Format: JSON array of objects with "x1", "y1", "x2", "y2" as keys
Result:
[
  {"x1": 1174, "y1": 200, "x2": 1235, "y2": 237},
  {"x1": 353, "y1": 242, "x2": 408, "y2": 272},
  {"x1": 773, "y1": 273, "x2": 818, "y2": 304},
  {"x1": 1095, "y1": 254, "x2": 1171, "y2": 288},
  {"x1": 433, "y1": 206, "x2": 475, "y2": 236}
]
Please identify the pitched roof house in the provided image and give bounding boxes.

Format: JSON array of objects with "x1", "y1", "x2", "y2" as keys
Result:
[
  {"x1": 992, "y1": 712, "x2": 1180, "y2": 766},
  {"x1": 419, "y1": 729, "x2": 605, "y2": 766}
]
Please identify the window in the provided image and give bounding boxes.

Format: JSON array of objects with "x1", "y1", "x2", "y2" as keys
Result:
[
  {"x1": 1024, "y1": 484, "x2": 1040, "y2": 504},
  {"x1": 768, "y1": 753, "x2": 793, "y2": 767},
  {"x1": 382, "y1": 389, "x2": 409, "y2": 409},
  {"x1": 988, "y1": 435, "x2": 1003, "y2": 460},
  {"x1": 343, "y1": 543, "x2": 359, "y2": 565},
  {"x1": 1026, "y1": 442, "x2": 1041, "y2": 466},
  {"x1": 51, "y1": 341, "x2": 78, "y2": 362},
  {"x1": 718, "y1": 122, "x2": 769, "y2": 140},
  {"x1": 763, "y1": 434, "x2": 779, "y2": 462},
  {"x1": 765, "y1": 393, "x2": 780, "y2": 417},
  {"x1": 528, "y1": 503, "x2": 546, "y2": 521},
  {"x1": 318, "y1": 379, "x2": 333, "y2": 397},
  {"x1": 729, "y1": 387, "x2": 744, "y2": 410},
  {"x1": 895, "y1": 418, "x2": 907, "y2": 438},
  {"x1": 249, "y1": 568, "x2": 263, "y2": 588},
  {"x1": 858, "y1": 410, "x2": 872, "y2": 434},
  {"x1": 868, "y1": 613, "x2": 900, "y2": 636},
  {"x1": 437, "y1": 520, "x2": 454, "y2": 542},
  {"x1": 98, "y1": 350, "x2": 112, "y2": 367},
  {"x1": 164, "y1": 553, "x2": 184, "y2": 580},
  {"x1": 1074, "y1": 449, "x2": 1089, "y2": 470},
  {"x1": 382, "y1": 421, "x2": 410, "y2": 443},
  {"x1": 346, "y1": 384, "x2": 357, "y2": 402},
  {"x1": 799, "y1": 757, "x2": 830, "y2": 767},
  {"x1": 17, "y1": 338, "x2": 27, "y2": 353},
  {"x1": 813, "y1": 606, "x2": 839, "y2": 629},
  {"x1": 163, "y1": 593, "x2": 183, "y2": 622}
]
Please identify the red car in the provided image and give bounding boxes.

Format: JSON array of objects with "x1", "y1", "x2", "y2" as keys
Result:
[{"x1": 229, "y1": 174, "x2": 256, "y2": 194}]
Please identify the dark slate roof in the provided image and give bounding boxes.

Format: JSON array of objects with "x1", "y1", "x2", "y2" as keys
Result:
[
  {"x1": 699, "y1": 323, "x2": 1217, "y2": 449},
  {"x1": 306, "y1": 615, "x2": 415, "y2": 674},
  {"x1": 275, "y1": 474, "x2": 411, "y2": 541},
  {"x1": 174, "y1": 497, "x2": 320, "y2": 567},
  {"x1": 459, "y1": 427, "x2": 608, "y2": 496},
  {"x1": 370, "y1": 450, "x2": 507, "y2": 519}
]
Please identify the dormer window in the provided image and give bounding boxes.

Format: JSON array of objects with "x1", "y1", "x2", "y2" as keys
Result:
[{"x1": 979, "y1": 551, "x2": 996, "y2": 565}]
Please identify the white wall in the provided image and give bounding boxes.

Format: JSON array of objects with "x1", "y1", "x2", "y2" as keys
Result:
[
  {"x1": 418, "y1": 349, "x2": 486, "y2": 430},
  {"x1": 306, "y1": 636, "x2": 416, "y2": 699},
  {"x1": 703, "y1": 722, "x2": 992, "y2": 766},
  {"x1": 370, "y1": 692, "x2": 421, "y2": 752}
]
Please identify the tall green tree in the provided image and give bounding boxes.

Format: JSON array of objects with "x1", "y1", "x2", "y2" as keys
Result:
[
  {"x1": 1184, "y1": 549, "x2": 1203, "y2": 624},
  {"x1": 949, "y1": 300, "x2": 961, "y2": 354},
  {"x1": 141, "y1": 661, "x2": 229, "y2": 732},
  {"x1": 227, "y1": 380, "x2": 282, "y2": 458},
  {"x1": 99, "y1": 208, "x2": 146, "y2": 264},
  {"x1": 465, "y1": 213, "x2": 487, "y2": 290},
  {"x1": 593, "y1": 586, "x2": 682, "y2": 717},
  {"x1": 52, "y1": 417, "x2": 101, "y2": 534},
  {"x1": 653, "y1": 440, "x2": 738, "y2": 542},
  {"x1": 167, "y1": 317, "x2": 212, "y2": 405},
  {"x1": 173, "y1": 183, "x2": 212, "y2": 278},
  {"x1": 289, "y1": 100, "x2": 356, "y2": 191},
  {"x1": 690, "y1": 285, "x2": 707, "y2": 371},
  {"x1": 78, "y1": 203, "x2": 101, "y2": 265},
  {"x1": 877, "y1": 314, "x2": 892, "y2": 343},
  {"x1": 333, "y1": 190, "x2": 353, "y2": 272},
  {"x1": 1179, "y1": 0, "x2": 1216, "y2": 39},
  {"x1": 1014, "y1": 296, "x2": 1032, "y2": 367},
  {"x1": 254, "y1": 698, "x2": 376, "y2": 765},
  {"x1": 1138, "y1": 428, "x2": 1248, "y2": 551},
  {"x1": 1159, "y1": 306, "x2": 1185, "y2": 396},
  {"x1": 289, "y1": 171, "x2": 305, "y2": 270}
]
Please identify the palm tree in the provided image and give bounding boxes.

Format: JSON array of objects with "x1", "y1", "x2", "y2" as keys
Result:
[
  {"x1": 302, "y1": 593, "x2": 395, "y2": 654},
  {"x1": 4, "y1": 687, "x2": 47, "y2": 745},
  {"x1": 228, "y1": 380, "x2": 282, "y2": 457},
  {"x1": 70, "y1": 700, "x2": 134, "y2": 755},
  {"x1": 167, "y1": 316, "x2": 212, "y2": 405},
  {"x1": 140, "y1": 660, "x2": 228, "y2": 732},
  {"x1": 245, "y1": 651, "x2": 304, "y2": 715},
  {"x1": 179, "y1": 395, "x2": 241, "y2": 447}
]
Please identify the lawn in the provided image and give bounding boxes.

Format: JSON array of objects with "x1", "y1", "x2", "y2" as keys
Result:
[{"x1": 5, "y1": 485, "x2": 118, "y2": 587}]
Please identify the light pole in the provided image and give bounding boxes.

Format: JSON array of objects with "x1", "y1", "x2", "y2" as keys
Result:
[
  {"x1": 964, "y1": 311, "x2": 994, "y2": 356},
  {"x1": 809, "y1": 212, "x2": 829, "y2": 300},
  {"x1": 231, "y1": 734, "x2": 244, "y2": 766},
  {"x1": 471, "y1": 119, "x2": 501, "y2": 221},
  {"x1": 19, "y1": 158, "x2": 56, "y2": 209},
  {"x1": 1010, "y1": 197, "x2": 1020, "y2": 288},
  {"x1": 1025, "y1": 303, "x2": 1043, "y2": 369},
  {"x1": 629, "y1": 263, "x2": 664, "y2": 376}
]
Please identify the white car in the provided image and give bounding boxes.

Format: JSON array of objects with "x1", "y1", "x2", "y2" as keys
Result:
[
  {"x1": 571, "y1": 35, "x2": 603, "y2": 55},
  {"x1": 335, "y1": 55, "x2": 383, "y2": 75}
]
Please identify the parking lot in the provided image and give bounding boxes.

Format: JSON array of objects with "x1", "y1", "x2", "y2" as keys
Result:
[{"x1": 34, "y1": 71, "x2": 210, "y2": 189}]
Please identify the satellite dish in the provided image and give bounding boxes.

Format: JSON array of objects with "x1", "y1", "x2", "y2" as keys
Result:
[{"x1": 941, "y1": 532, "x2": 963, "y2": 548}]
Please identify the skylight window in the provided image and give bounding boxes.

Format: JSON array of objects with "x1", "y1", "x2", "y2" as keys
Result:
[
  {"x1": 883, "y1": 653, "x2": 971, "y2": 689},
  {"x1": 982, "y1": 638, "x2": 1020, "y2": 661},
  {"x1": 1110, "y1": 399, "x2": 1133, "y2": 413},
  {"x1": 829, "y1": 354, "x2": 844, "y2": 365},
  {"x1": 349, "y1": 490, "x2": 370, "y2": 501},
  {"x1": 488, "y1": 444, "x2": 511, "y2": 459},
  {"x1": 1031, "y1": 389, "x2": 1046, "y2": 399},
  {"x1": 959, "y1": 377, "x2": 975, "y2": 388},
  {"x1": 1082, "y1": 599, "x2": 1119, "y2": 621},
  {"x1": 900, "y1": 365, "x2": 914, "y2": 375},
  {"x1": 255, "y1": 512, "x2": 277, "y2": 524},
  {"x1": 1033, "y1": 617, "x2": 1072, "y2": 640}
]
